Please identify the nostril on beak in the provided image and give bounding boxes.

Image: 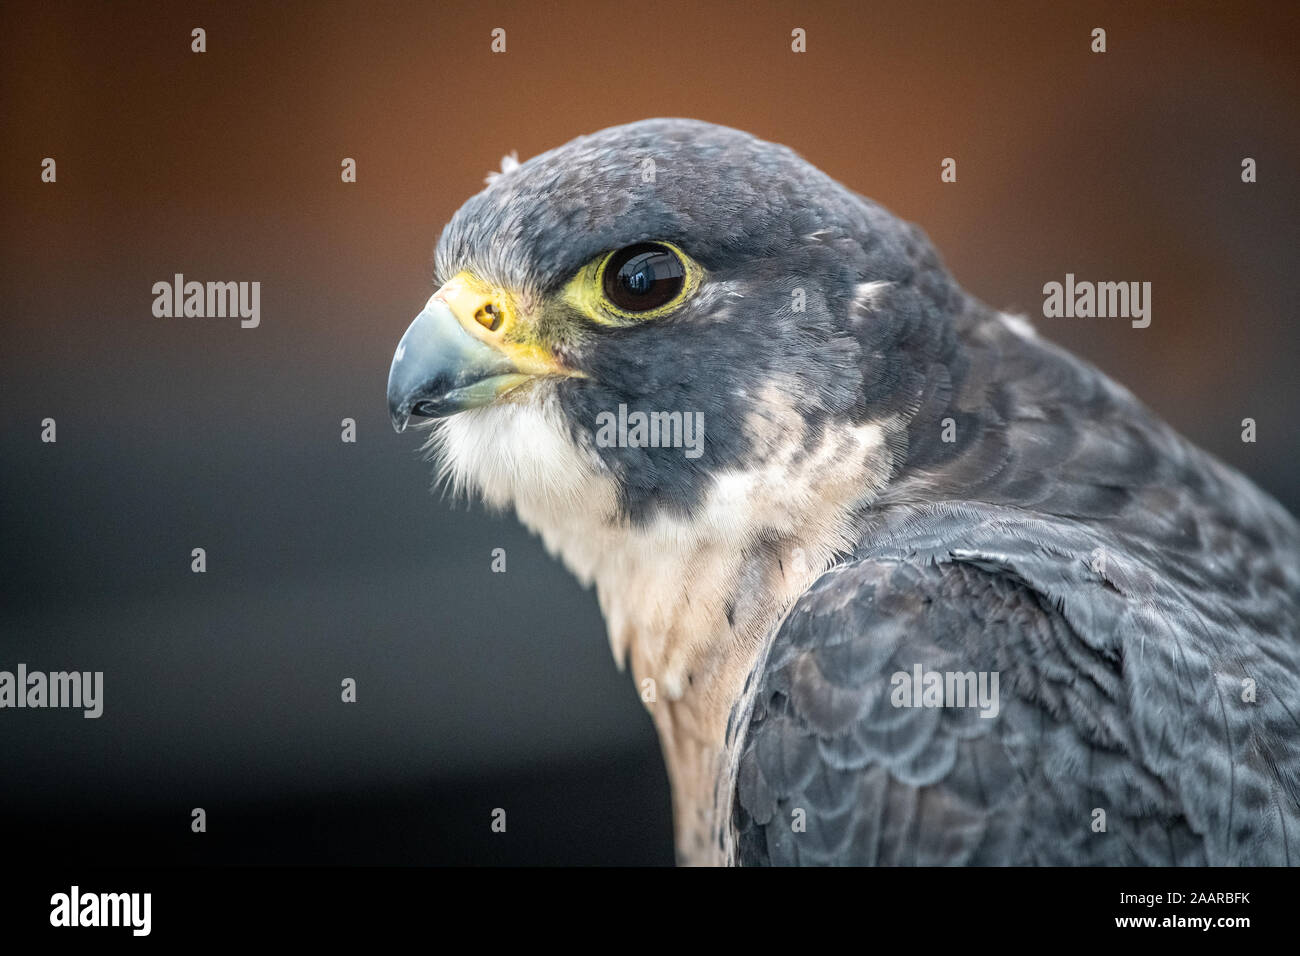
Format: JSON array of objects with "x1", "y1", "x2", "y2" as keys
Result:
[{"x1": 476, "y1": 303, "x2": 503, "y2": 332}]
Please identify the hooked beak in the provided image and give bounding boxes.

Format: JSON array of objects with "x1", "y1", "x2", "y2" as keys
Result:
[{"x1": 386, "y1": 281, "x2": 530, "y2": 433}]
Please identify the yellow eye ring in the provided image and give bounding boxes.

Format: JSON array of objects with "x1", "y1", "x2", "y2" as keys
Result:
[{"x1": 563, "y1": 241, "x2": 703, "y2": 325}]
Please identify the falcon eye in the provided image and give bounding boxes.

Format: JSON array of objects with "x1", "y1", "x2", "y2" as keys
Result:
[
  {"x1": 602, "y1": 243, "x2": 686, "y2": 313},
  {"x1": 563, "y1": 240, "x2": 701, "y2": 324}
]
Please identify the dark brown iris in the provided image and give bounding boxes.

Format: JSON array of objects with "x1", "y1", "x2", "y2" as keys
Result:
[{"x1": 603, "y1": 243, "x2": 685, "y2": 312}]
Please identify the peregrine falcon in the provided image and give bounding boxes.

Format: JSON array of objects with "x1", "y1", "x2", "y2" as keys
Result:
[{"x1": 386, "y1": 119, "x2": 1300, "y2": 866}]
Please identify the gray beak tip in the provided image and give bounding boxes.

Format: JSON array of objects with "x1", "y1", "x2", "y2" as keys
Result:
[{"x1": 387, "y1": 298, "x2": 523, "y2": 433}]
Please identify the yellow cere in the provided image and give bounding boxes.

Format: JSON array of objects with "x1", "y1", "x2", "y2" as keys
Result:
[{"x1": 439, "y1": 270, "x2": 573, "y2": 377}]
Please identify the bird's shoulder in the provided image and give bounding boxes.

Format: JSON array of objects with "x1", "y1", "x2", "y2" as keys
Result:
[
  {"x1": 732, "y1": 504, "x2": 1300, "y2": 865},
  {"x1": 733, "y1": 548, "x2": 1129, "y2": 864}
]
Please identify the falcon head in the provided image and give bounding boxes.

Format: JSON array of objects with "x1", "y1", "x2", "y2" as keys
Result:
[{"x1": 388, "y1": 119, "x2": 971, "y2": 541}]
